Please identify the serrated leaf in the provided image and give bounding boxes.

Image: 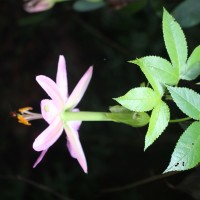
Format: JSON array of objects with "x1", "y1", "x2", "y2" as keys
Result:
[
  {"x1": 163, "y1": 8, "x2": 188, "y2": 73},
  {"x1": 114, "y1": 87, "x2": 158, "y2": 112},
  {"x1": 188, "y1": 45, "x2": 200, "y2": 67},
  {"x1": 107, "y1": 112, "x2": 150, "y2": 127},
  {"x1": 181, "y1": 45, "x2": 200, "y2": 80},
  {"x1": 132, "y1": 56, "x2": 179, "y2": 85},
  {"x1": 167, "y1": 86, "x2": 200, "y2": 120},
  {"x1": 172, "y1": 0, "x2": 200, "y2": 28},
  {"x1": 145, "y1": 101, "x2": 170, "y2": 150},
  {"x1": 164, "y1": 121, "x2": 200, "y2": 173},
  {"x1": 130, "y1": 60, "x2": 164, "y2": 96}
]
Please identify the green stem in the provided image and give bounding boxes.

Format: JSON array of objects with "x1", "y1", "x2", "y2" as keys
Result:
[
  {"x1": 62, "y1": 111, "x2": 142, "y2": 121},
  {"x1": 169, "y1": 117, "x2": 191, "y2": 123},
  {"x1": 62, "y1": 111, "x2": 112, "y2": 121},
  {"x1": 62, "y1": 111, "x2": 150, "y2": 127}
]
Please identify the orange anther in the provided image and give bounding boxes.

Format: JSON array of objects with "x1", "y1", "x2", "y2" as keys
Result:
[
  {"x1": 18, "y1": 107, "x2": 33, "y2": 113},
  {"x1": 17, "y1": 114, "x2": 31, "y2": 126}
]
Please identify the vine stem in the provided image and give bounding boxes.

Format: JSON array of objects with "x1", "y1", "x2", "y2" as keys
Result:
[{"x1": 169, "y1": 117, "x2": 191, "y2": 123}]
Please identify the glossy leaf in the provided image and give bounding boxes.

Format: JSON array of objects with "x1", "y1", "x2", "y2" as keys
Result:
[
  {"x1": 167, "y1": 86, "x2": 200, "y2": 120},
  {"x1": 163, "y1": 8, "x2": 187, "y2": 73},
  {"x1": 173, "y1": 0, "x2": 200, "y2": 28},
  {"x1": 114, "y1": 87, "x2": 158, "y2": 112},
  {"x1": 181, "y1": 45, "x2": 200, "y2": 80},
  {"x1": 145, "y1": 101, "x2": 170, "y2": 150},
  {"x1": 164, "y1": 121, "x2": 200, "y2": 172}
]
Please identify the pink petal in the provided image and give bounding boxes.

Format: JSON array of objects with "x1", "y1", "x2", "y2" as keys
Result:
[
  {"x1": 69, "y1": 121, "x2": 82, "y2": 131},
  {"x1": 64, "y1": 125, "x2": 87, "y2": 173},
  {"x1": 41, "y1": 99, "x2": 58, "y2": 124},
  {"x1": 36, "y1": 75, "x2": 64, "y2": 111},
  {"x1": 24, "y1": 0, "x2": 54, "y2": 13},
  {"x1": 33, "y1": 116, "x2": 63, "y2": 151},
  {"x1": 70, "y1": 108, "x2": 82, "y2": 131},
  {"x1": 56, "y1": 55, "x2": 68, "y2": 102},
  {"x1": 66, "y1": 119, "x2": 81, "y2": 158},
  {"x1": 67, "y1": 139, "x2": 78, "y2": 159},
  {"x1": 33, "y1": 149, "x2": 48, "y2": 168},
  {"x1": 65, "y1": 66, "x2": 93, "y2": 110}
]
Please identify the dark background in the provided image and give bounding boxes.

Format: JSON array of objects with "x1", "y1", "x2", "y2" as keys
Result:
[{"x1": 1, "y1": 0, "x2": 200, "y2": 199}]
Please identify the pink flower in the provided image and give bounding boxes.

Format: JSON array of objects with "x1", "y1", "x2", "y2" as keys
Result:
[
  {"x1": 24, "y1": 0, "x2": 55, "y2": 13},
  {"x1": 33, "y1": 55, "x2": 93, "y2": 173}
]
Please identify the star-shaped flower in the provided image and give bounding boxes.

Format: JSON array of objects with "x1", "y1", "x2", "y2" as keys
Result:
[{"x1": 33, "y1": 55, "x2": 93, "y2": 173}]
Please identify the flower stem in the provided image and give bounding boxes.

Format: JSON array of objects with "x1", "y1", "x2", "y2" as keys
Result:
[
  {"x1": 62, "y1": 111, "x2": 150, "y2": 127},
  {"x1": 62, "y1": 111, "x2": 140, "y2": 121},
  {"x1": 62, "y1": 111, "x2": 114, "y2": 121},
  {"x1": 169, "y1": 117, "x2": 191, "y2": 123}
]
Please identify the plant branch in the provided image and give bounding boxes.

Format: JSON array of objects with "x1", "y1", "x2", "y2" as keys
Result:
[
  {"x1": 169, "y1": 117, "x2": 191, "y2": 123},
  {"x1": 101, "y1": 171, "x2": 180, "y2": 193}
]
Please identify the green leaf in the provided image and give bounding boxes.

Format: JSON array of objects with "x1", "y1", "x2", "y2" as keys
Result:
[
  {"x1": 132, "y1": 56, "x2": 179, "y2": 85},
  {"x1": 164, "y1": 121, "x2": 200, "y2": 172},
  {"x1": 114, "y1": 87, "x2": 158, "y2": 112},
  {"x1": 145, "y1": 101, "x2": 170, "y2": 150},
  {"x1": 163, "y1": 8, "x2": 187, "y2": 73},
  {"x1": 172, "y1": 0, "x2": 200, "y2": 28},
  {"x1": 73, "y1": 0, "x2": 105, "y2": 12},
  {"x1": 181, "y1": 45, "x2": 200, "y2": 80},
  {"x1": 188, "y1": 45, "x2": 200, "y2": 67},
  {"x1": 167, "y1": 86, "x2": 200, "y2": 120},
  {"x1": 130, "y1": 59, "x2": 164, "y2": 96},
  {"x1": 107, "y1": 112, "x2": 150, "y2": 127}
]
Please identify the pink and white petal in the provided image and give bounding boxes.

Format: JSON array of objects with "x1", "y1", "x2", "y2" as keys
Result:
[
  {"x1": 56, "y1": 55, "x2": 68, "y2": 102},
  {"x1": 41, "y1": 99, "x2": 58, "y2": 124},
  {"x1": 66, "y1": 120, "x2": 81, "y2": 158},
  {"x1": 33, "y1": 116, "x2": 63, "y2": 151},
  {"x1": 69, "y1": 108, "x2": 82, "y2": 131},
  {"x1": 73, "y1": 108, "x2": 79, "y2": 112},
  {"x1": 64, "y1": 125, "x2": 87, "y2": 173},
  {"x1": 67, "y1": 140, "x2": 77, "y2": 159},
  {"x1": 33, "y1": 149, "x2": 48, "y2": 168},
  {"x1": 65, "y1": 66, "x2": 93, "y2": 110},
  {"x1": 24, "y1": 0, "x2": 54, "y2": 13},
  {"x1": 69, "y1": 121, "x2": 82, "y2": 131},
  {"x1": 36, "y1": 75, "x2": 64, "y2": 111}
]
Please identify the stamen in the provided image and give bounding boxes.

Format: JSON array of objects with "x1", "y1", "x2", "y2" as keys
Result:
[
  {"x1": 18, "y1": 107, "x2": 33, "y2": 113},
  {"x1": 12, "y1": 106, "x2": 43, "y2": 126},
  {"x1": 17, "y1": 114, "x2": 31, "y2": 126}
]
